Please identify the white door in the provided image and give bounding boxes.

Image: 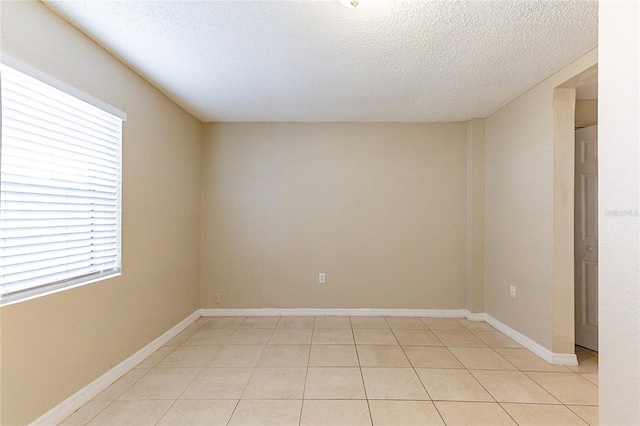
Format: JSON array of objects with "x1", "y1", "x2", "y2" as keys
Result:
[{"x1": 575, "y1": 125, "x2": 598, "y2": 351}]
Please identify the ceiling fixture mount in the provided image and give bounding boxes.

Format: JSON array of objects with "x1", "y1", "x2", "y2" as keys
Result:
[{"x1": 339, "y1": 0, "x2": 368, "y2": 9}]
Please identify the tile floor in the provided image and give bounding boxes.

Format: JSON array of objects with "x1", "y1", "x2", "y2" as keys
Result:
[{"x1": 60, "y1": 316, "x2": 599, "y2": 425}]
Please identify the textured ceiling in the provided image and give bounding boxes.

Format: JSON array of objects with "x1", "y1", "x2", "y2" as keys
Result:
[{"x1": 44, "y1": 0, "x2": 598, "y2": 122}]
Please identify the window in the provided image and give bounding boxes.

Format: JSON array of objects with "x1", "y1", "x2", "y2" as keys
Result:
[{"x1": 0, "y1": 56, "x2": 125, "y2": 306}]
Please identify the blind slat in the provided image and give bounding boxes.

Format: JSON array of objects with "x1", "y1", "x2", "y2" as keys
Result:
[
  {"x1": 3, "y1": 163, "x2": 119, "y2": 186},
  {"x1": 1, "y1": 201, "x2": 118, "y2": 212},
  {"x1": 3, "y1": 182, "x2": 118, "y2": 200},
  {"x1": 3, "y1": 145, "x2": 119, "y2": 175},
  {"x1": 3, "y1": 251, "x2": 119, "y2": 275},
  {"x1": 3, "y1": 112, "x2": 121, "y2": 151},
  {"x1": 2, "y1": 232, "x2": 118, "y2": 248},
  {"x1": 2, "y1": 237, "x2": 118, "y2": 257},
  {"x1": 3, "y1": 224, "x2": 118, "y2": 238},
  {"x1": 3, "y1": 133, "x2": 120, "y2": 165},
  {"x1": 5, "y1": 260, "x2": 120, "y2": 293},
  {"x1": 4, "y1": 124, "x2": 119, "y2": 156},
  {"x1": 1, "y1": 211, "x2": 118, "y2": 219},
  {"x1": 2, "y1": 67, "x2": 121, "y2": 129},
  {"x1": 3, "y1": 217, "x2": 117, "y2": 228},
  {"x1": 3, "y1": 82, "x2": 120, "y2": 135}
]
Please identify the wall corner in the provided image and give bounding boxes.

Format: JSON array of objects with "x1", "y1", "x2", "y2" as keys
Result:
[{"x1": 466, "y1": 118, "x2": 486, "y2": 314}]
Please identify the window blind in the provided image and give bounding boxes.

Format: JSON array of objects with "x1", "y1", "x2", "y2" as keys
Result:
[{"x1": 0, "y1": 63, "x2": 123, "y2": 305}]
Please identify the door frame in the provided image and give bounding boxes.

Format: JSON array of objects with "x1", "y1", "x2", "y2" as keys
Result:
[{"x1": 552, "y1": 64, "x2": 598, "y2": 355}]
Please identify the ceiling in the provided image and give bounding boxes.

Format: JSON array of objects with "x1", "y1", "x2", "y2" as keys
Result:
[{"x1": 44, "y1": 0, "x2": 598, "y2": 123}]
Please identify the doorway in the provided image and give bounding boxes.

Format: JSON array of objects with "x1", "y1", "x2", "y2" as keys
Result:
[
  {"x1": 575, "y1": 125, "x2": 598, "y2": 351},
  {"x1": 574, "y1": 73, "x2": 598, "y2": 352}
]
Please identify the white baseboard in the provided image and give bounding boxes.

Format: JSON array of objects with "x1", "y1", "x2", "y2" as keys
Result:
[
  {"x1": 484, "y1": 314, "x2": 578, "y2": 366},
  {"x1": 465, "y1": 312, "x2": 488, "y2": 321},
  {"x1": 30, "y1": 310, "x2": 201, "y2": 426},
  {"x1": 200, "y1": 308, "x2": 469, "y2": 318},
  {"x1": 551, "y1": 352, "x2": 580, "y2": 365}
]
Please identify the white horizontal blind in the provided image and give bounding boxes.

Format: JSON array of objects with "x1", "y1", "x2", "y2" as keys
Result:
[{"x1": 0, "y1": 63, "x2": 122, "y2": 305}]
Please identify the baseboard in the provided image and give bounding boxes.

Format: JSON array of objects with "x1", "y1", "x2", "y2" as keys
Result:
[
  {"x1": 551, "y1": 352, "x2": 580, "y2": 365},
  {"x1": 484, "y1": 314, "x2": 578, "y2": 366},
  {"x1": 465, "y1": 312, "x2": 488, "y2": 321},
  {"x1": 200, "y1": 308, "x2": 469, "y2": 318},
  {"x1": 30, "y1": 310, "x2": 201, "y2": 426}
]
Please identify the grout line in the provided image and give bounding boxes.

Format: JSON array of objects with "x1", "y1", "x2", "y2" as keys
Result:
[
  {"x1": 215, "y1": 322, "x2": 249, "y2": 426},
  {"x1": 496, "y1": 401, "x2": 523, "y2": 425},
  {"x1": 226, "y1": 400, "x2": 241, "y2": 426},
  {"x1": 394, "y1": 319, "x2": 448, "y2": 425},
  {"x1": 566, "y1": 404, "x2": 598, "y2": 425},
  {"x1": 428, "y1": 324, "x2": 502, "y2": 413},
  {"x1": 351, "y1": 320, "x2": 374, "y2": 426},
  {"x1": 387, "y1": 322, "x2": 431, "y2": 399},
  {"x1": 299, "y1": 318, "x2": 315, "y2": 425},
  {"x1": 72, "y1": 399, "x2": 115, "y2": 425},
  {"x1": 521, "y1": 369, "x2": 585, "y2": 406},
  {"x1": 224, "y1": 320, "x2": 278, "y2": 425},
  {"x1": 154, "y1": 317, "x2": 222, "y2": 425}
]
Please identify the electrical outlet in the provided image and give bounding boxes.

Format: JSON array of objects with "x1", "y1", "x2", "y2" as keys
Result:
[
  {"x1": 510, "y1": 285, "x2": 516, "y2": 298},
  {"x1": 319, "y1": 273, "x2": 326, "y2": 284},
  {"x1": 214, "y1": 293, "x2": 221, "y2": 304}
]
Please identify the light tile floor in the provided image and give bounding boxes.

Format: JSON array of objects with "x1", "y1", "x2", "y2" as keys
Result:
[{"x1": 60, "y1": 316, "x2": 599, "y2": 425}]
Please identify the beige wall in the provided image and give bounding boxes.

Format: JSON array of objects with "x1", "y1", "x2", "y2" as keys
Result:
[
  {"x1": 551, "y1": 88, "x2": 576, "y2": 354},
  {"x1": 0, "y1": 2, "x2": 202, "y2": 424},
  {"x1": 575, "y1": 99, "x2": 598, "y2": 128},
  {"x1": 484, "y1": 48, "x2": 597, "y2": 351},
  {"x1": 201, "y1": 122, "x2": 468, "y2": 309},
  {"x1": 466, "y1": 119, "x2": 485, "y2": 314}
]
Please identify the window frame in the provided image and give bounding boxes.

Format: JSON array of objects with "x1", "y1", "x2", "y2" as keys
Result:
[{"x1": 0, "y1": 53, "x2": 127, "y2": 306}]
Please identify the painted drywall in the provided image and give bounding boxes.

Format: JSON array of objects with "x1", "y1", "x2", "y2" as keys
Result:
[
  {"x1": 575, "y1": 99, "x2": 598, "y2": 128},
  {"x1": 551, "y1": 88, "x2": 577, "y2": 354},
  {"x1": 598, "y1": 1, "x2": 640, "y2": 424},
  {"x1": 484, "y1": 48, "x2": 598, "y2": 352},
  {"x1": 466, "y1": 119, "x2": 485, "y2": 313},
  {"x1": 201, "y1": 122, "x2": 467, "y2": 309},
  {"x1": 0, "y1": 1, "x2": 202, "y2": 424}
]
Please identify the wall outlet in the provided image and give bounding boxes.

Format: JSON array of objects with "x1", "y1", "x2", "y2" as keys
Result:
[
  {"x1": 214, "y1": 293, "x2": 221, "y2": 304},
  {"x1": 319, "y1": 273, "x2": 326, "y2": 284},
  {"x1": 510, "y1": 285, "x2": 516, "y2": 298}
]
